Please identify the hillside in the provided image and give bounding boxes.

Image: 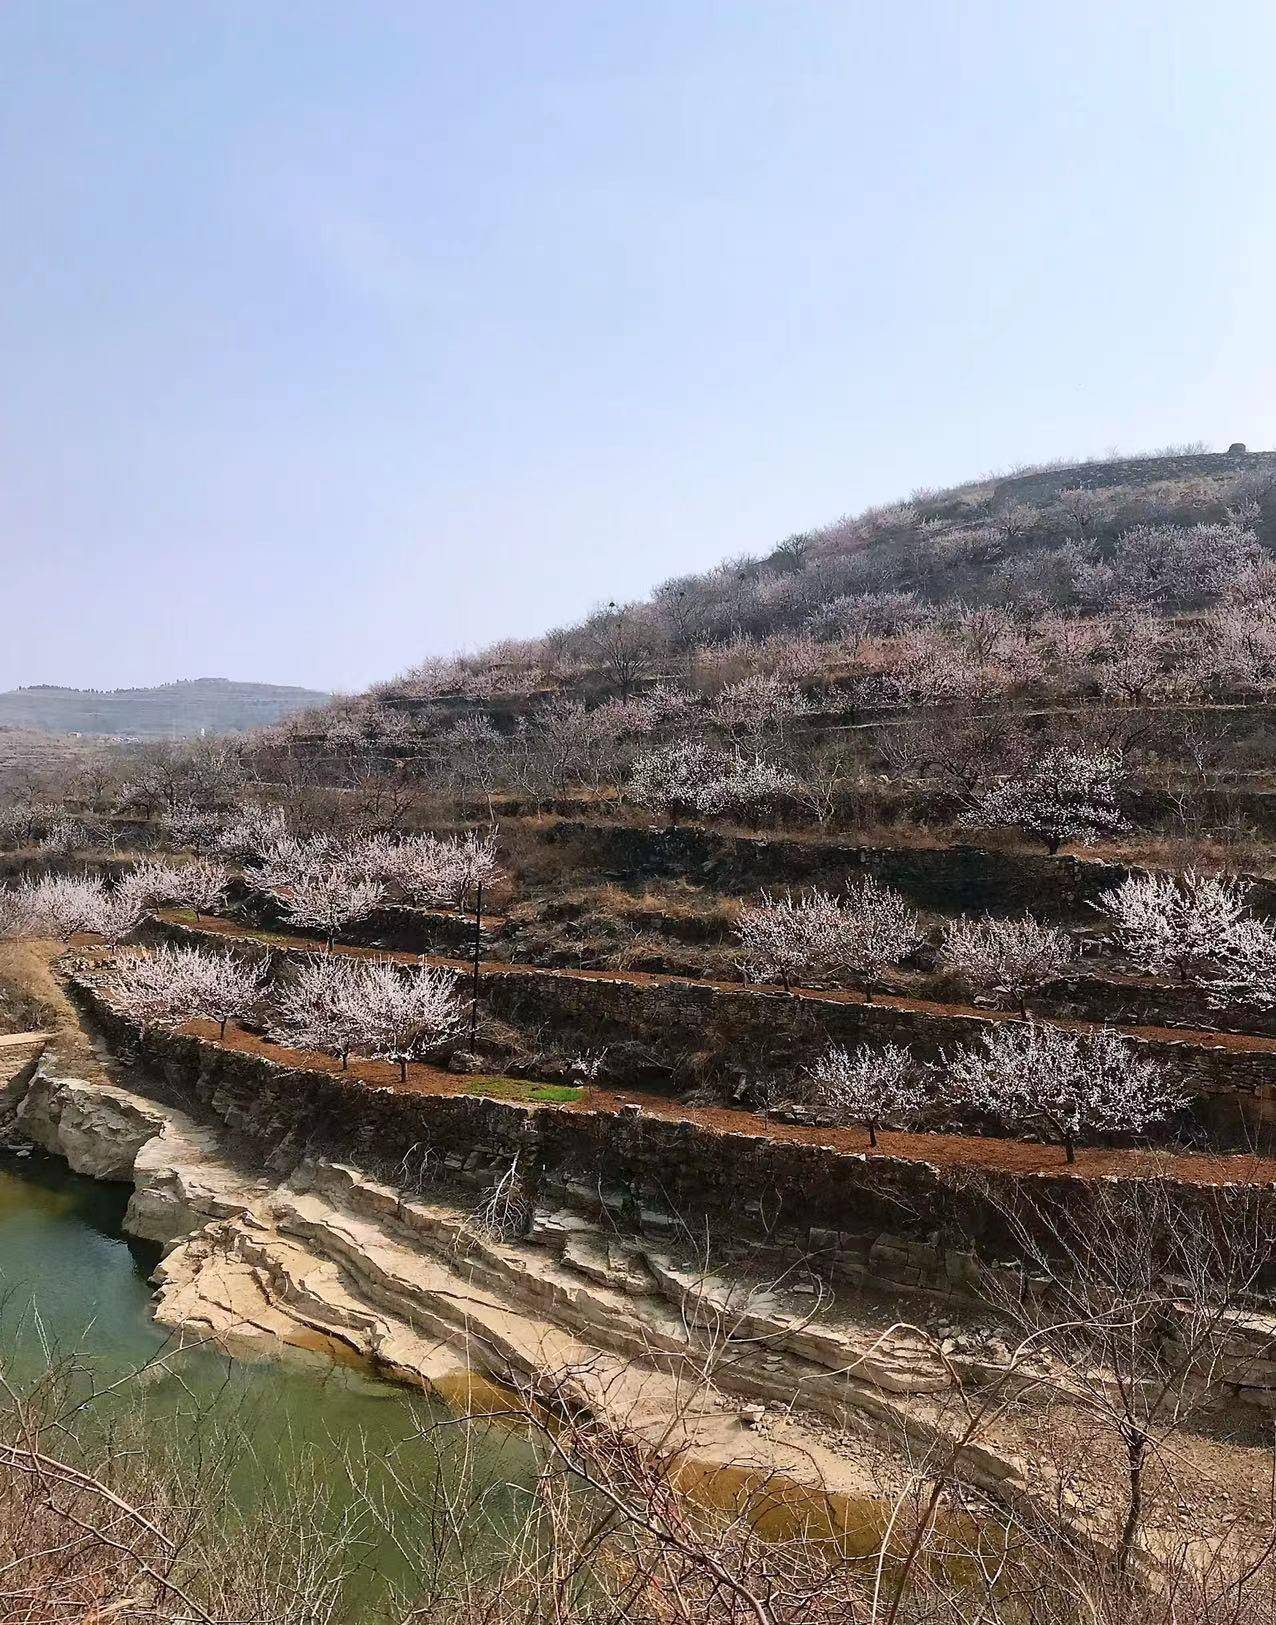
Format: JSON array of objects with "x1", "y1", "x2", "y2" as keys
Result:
[
  {"x1": 254, "y1": 443, "x2": 1276, "y2": 767},
  {"x1": 9, "y1": 442, "x2": 1276, "y2": 1601},
  {"x1": 0, "y1": 677, "x2": 330, "y2": 739}
]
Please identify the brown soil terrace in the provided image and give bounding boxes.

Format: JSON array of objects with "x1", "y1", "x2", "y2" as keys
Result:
[
  {"x1": 169, "y1": 1016, "x2": 1276, "y2": 1187},
  {"x1": 97, "y1": 904, "x2": 1270, "y2": 1192},
  {"x1": 156, "y1": 909, "x2": 1276, "y2": 1058}
]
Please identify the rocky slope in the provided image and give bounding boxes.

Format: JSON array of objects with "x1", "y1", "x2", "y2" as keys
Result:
[{"x1": 1, "y1": 1055, "x2": 1034, "y2": 1510}]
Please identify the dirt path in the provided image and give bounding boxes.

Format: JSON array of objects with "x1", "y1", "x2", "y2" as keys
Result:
[{"x1": 0, "y1": 940, "x2": 113, "y2": 1076}]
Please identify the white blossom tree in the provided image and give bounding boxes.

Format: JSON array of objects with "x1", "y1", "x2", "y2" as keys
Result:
[
  {"x1": 269, "y1": 958, "x2": 362, "y2": 1068},
  {"x1": 736, "y1": 878, "x2": 918, "y2": 999},
  {"x1": 939, "y1": 914, "x2": 1074, "y2": 1015},
  {"x1": 119, "y1": 856, "x2": 230, "y2": 920},
  {"x1": 803, "y1": 1042, "x2": 924, "y2": 1145},
  {"x1": 174, "y1": 946, "x2": 266, "y2": 1038},
  {"x1": 422, "y1": 829, "x2": 502, "y2": 912},
  {"x1": 39, "y1": 818, "x2": 100, "y2": 858},
  {"x1": 168, "y1": 857, "x2": 231, "y2": 920},
  {"x1": 335, "y1": 961, "x2": 464, "y2": 1080},
  {"x1": 110, "y1": 944, "x2": 265, "y2": 1038},
  {"x1": 215, "y1": 802, "x2": 290, "y2": 862},
  {"x1": 960, "y1": 746, "x2": 1130, "y2": 854},
  {"x1": 15, "y1": 875, "x2": 111, "y2": 941},
  {"x1": 947, "y1": 1022, "x2": 1186, "y2": 1162},
  {"x1": 712, "y1": 756, "x2": 801, "y2": 823},
  {"x1": 243, "y1": 834, "x2": 339, "y2": 896},
  {"x1": 1097, "y1": 870, "x2": 1255, "y2": 985},
  {"x1": 1211, "y1": 915, "x2": 1276, "y2": 1010},
  {"x1": 277, "y1": 868, "x2": 383, "y2": 951},
  {"x1": 343, "y1": 831, "x2": 407, "y2": 886},
  {"x1": 629, "y1": 742, "x2": 734, "y2": 826},
  {"x1": 110, "y1": 948, "x2": 190, "y2": 1033},
  {"x1": 95, "y1": 885, "x2": 149, "y2": 948},
  {"x1": 0, "y1": 800, "x2": 40, "y2": 851}
]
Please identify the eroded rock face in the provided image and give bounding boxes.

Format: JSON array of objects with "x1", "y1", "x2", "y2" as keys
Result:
[
  {"x1": 16, "y1": 1061, "x2": 168, "y2": 1181},
  {"x1": 127, "y1": 1118, "x2": 268, "y2": 1244}
]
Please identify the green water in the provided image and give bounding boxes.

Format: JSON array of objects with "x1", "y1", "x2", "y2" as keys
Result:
[{"x1": 0, "y1": 1149, "x2": 534, "y2": 1616}]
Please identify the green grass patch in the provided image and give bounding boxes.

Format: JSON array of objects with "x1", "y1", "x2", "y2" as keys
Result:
[{"x1": 456, "y1": 1077, "x2": 582, "y2": 1104}]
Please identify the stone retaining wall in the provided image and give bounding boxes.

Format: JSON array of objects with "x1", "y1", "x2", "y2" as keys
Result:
[
  {"x1": 68, "y1": 977, "x2": 1276, "y2": 1284},
  {"x1": 148, "y1": 915, "x2": 1276, "y2": 1145},
  {"x1": 537, "y1": 821, "x2": 1276, "y2": 920},
  {"x1": 540, "y1": 822, "x2": 1136, "y2": 919}
]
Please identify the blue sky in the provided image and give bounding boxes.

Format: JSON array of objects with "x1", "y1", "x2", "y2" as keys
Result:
[{"x1": 2, "y1": 2, "x2": 1273, "y2": 694}]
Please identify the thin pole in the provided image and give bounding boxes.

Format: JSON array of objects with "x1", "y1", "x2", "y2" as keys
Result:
[{"x1": 469, "y1": 880, "x2": 483, "y2": 1048}]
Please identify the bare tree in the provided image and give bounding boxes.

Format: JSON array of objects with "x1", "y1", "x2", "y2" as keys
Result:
[
  {"x1": 585, "y1": 601, "x2": 659, "y2": 696},
  {"x1": 974, "y1": 1176, "x2": 1276, "y2": 1581}
]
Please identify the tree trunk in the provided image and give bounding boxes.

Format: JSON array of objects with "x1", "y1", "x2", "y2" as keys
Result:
[
  {"x1": 399, "y1": 1059, "x2": 407, "y2": 1083},
  {"x1": 1116, "y1": 1429, "x2": 1149, "y2": 1579},
  {"x1": 867, "y1": 1120, "x2": 878, "y2": 1148},
  {"x1": 1064, "y1": 1132, "x2": 1075, "y2": 1164},
  {"x1": 219, "y1": 1017, "x2": 228, "y2": 1039}
]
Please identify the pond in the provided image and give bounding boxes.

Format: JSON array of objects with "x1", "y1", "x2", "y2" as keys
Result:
[{"x1": 0, "y1": 1148, "x2": 536, "y2": 1616}]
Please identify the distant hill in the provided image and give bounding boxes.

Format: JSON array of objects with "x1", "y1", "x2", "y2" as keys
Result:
[{"x1": 0, "y1": 678, "x2": 331, "y2": 738}]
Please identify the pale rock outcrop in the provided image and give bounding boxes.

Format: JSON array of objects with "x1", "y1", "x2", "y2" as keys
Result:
[{"x1": 15, "y1": 1060, "x2": 169, "y2": 1180}]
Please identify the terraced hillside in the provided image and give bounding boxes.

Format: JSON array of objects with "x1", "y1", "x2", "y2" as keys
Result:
[{"x1": 8, "y1": 447, "x2": 1276, "y2": 1600}]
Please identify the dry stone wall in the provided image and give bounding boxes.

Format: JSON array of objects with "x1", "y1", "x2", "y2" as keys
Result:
[
  {"x1": 542, "y1": 822, "x2": 1141, "y2": 920},
  {"x1": 147, "y1": 915, "x2": 1276, "y2": 1144},
  {"x1": 68, "y1": 977, "x2": 1276, "y2": 1323}
]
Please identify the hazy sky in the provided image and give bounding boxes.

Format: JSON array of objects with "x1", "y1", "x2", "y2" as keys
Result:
[{"x1": 2, "y1": 2, "x2": 1274, "y2": 695}]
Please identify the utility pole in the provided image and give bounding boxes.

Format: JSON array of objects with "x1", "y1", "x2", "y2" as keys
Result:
[{"x1": 469, "y1": 880, "x2": 483, "y2": 1048}]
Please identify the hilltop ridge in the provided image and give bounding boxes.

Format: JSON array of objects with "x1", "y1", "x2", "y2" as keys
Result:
[{"x1": 0, "y1": 677, "x2": 329, "y2": 739}]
